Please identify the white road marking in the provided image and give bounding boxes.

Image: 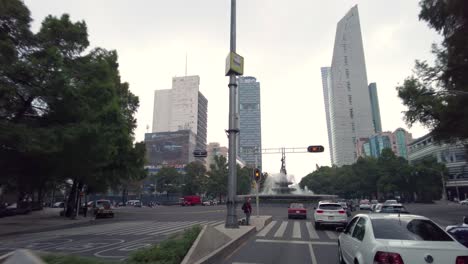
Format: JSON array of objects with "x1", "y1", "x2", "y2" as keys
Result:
[
  {"x1": 324, "y1": 230, "x2": 338, "y2": 239},
  {"x1": 256, "y1": 239, "x2": 337, "y2": 246},
  {"x1": 114, "y1": 222, "x2": 187, "y2": 235},
  {"x1": 305, "y1": 222, "x2": 319, "y2": 239},
  {"x1": 292, "y1": 222, "x2": 301, "y2": 239},
  {"x1": 274, "y1": 221, "x2": 288, "y2": 238},
  {"x1": 158, "y1": 221, "x2": 210, "y2": 236},
  {"x1": 256, "y1": 221, "x2": 277, "y2": 237},
  {"x1": 148, "y1": 221, "x2": 207, "y2": 235},
  {"x1": 308, "y1": 243, "x2": 318, "y2": 264}
]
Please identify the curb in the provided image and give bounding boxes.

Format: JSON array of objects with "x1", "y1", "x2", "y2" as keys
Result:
[{"x1": 195, "y1": 226, "x2": 256, "y2": 264}]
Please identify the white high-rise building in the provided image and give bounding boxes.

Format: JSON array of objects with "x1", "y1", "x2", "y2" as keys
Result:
[
  {"x1": 152, "y1": 75, "x2": 208, "y2": 150},
  {"x1": 321, "y1": 67, "x2": 334, "y2": 165},
  {"x1": 325, "y1": 5, "x2": 374, "y2": 166}
]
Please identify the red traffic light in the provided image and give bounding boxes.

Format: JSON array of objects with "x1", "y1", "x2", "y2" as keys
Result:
[
  {"x1": 307, "y1": 145, "x2": 324, "y2": 153},
  {"x1": 254, "y1": 168, "x2": 261, "y2": 181}
]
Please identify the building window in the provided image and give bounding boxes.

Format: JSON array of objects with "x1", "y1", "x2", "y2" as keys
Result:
[
  {"x1": 343, "y1": 44, "x2": 347, "y2": 52},
  {"x1": 351, "y1": 122, "x2": 355, "y2": 132},
  {"x1": 348, "y1": 95, "x2": 352, "y2": 105},
  {"x1": 346, "y1": 69, "x2": 350, "y2": 79},
  {"x1": 349, "y1": 108, "x2": 354, "y2": 119},
  {"x1": 347, "y1": 82, "x2": 351, "y2": 91},
  {"x1": 344, "y1": 56, "x2": 348, "y2": 65}
]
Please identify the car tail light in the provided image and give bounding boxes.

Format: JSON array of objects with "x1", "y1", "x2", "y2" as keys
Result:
[
  {"x1": 316, "y1": 210, "x2": 323, "y2": 214},
  {"x1": 374, "y1": 251, "x2": 404, "y2": 264},
  {"x1": 338, "y1": 210, "x2": 345, "y2": 214},
  {"x1": 456, "y1": 256, "x2": 468, "y2": 264}
]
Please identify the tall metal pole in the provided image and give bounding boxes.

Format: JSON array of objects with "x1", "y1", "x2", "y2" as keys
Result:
[
  {"x1": 226, "y1": 0, "x2": 239, "y2": 228},
  {"x1": 255, "y1": 148, "x2": 259, "y2": 218},
  {"x1": 441, "y1": 171, "x2": 447, "y2": 201}
]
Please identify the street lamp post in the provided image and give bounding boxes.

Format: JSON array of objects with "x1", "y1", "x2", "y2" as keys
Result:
[{"x1": 225, "y1": 0, "x2": 239, "y2": 228}]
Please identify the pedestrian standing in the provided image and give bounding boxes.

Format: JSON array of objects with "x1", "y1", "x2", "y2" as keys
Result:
[{"x1": 242, "y1": 198, "x2": 252, "y2": 225}]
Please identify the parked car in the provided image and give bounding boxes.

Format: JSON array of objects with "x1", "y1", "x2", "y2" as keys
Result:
[
  {"x1": 92, "y1": 200, "x2": 114, "y2": 218},
  {"x1": 314, "y1": 202, "x2": 347, "y2": 229},
  {"x1": 6, "y1": 203, "x2": 31, "y2": 215},
  {"x1": 288, "y1": 203, "x2": 307, "y2": 219},
  {"x1": 0, "y1": 204, "x2": 16, "y2": 217},
  {"x1": 460, "y1": 199, "x2": 468, "y2": 205},
  {"x1": 359, "y1": 200, "x2": 372, "y2": 210},
  {"x1": 202, "y1": 200, "x2": 218, "y2": 206},
  {"x1": 337, "y1": 214, "x2": 468, "y2": 264},
  {"x1": 374, "y1": 203, "x2": 410, "y2": 214},
  {"x1": 52, "y1": 201, "x2": 65, "y2": 208},
  {"x1": 180, "y1": 196, "x2": 202, "y2": 206},
  {"x1": 126, "y1": 200, "x2": 141, "y2": 207}
]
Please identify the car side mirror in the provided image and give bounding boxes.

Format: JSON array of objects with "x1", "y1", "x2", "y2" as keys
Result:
[{"x1": 336, "y1": 227, "x2": 344, "y2": 232}]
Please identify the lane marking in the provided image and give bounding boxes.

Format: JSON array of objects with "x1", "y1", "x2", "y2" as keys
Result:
[
  {"x1": 305, "y1": 222, "x2": 319, "y2": 239},
  {"x1": 274, "y1": 221, "x2": 288, "y2": 238},
  {"x1": 292, "y1": 222, "x2": 301, "y2": 239},
  {"x1": 257, "y1": 221, "x2": 277, "y2": 237},
  {"x1": 114, "y1": 221, "x2": 187, "y2": 236},
  {"x1": 308, "y1": 243, "x2": 318, "y2": 264},
  {"x1": 256, "y1": 239, "x2": 337, "y2": 246},
  {"x1": 324, "y1": 231, "x2": 338, "y2": 239}
]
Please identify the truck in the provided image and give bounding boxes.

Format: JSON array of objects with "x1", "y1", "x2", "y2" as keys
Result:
[{"x1": 180, "y1": 195, "x2": 202, "y2": 206}]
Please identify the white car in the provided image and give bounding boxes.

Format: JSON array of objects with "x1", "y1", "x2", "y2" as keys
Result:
[
  {"x1": 384, "y1": 199, "x2": 398, "y2": 204},
  {"x1": 459, "y1": 199, "x2": 468, "y2": 205},
  {"x1": 314, "y1": 202, "x2": 348, "y2": 229},
  {"x1": 359, "y1": 200, "x2": 372, "y2": 210},
  {"x1": 338, "y1": 214, "x2": 468, "y2": 264}
]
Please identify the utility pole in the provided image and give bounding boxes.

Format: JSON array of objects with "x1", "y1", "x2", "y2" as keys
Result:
[{"x1": 225, "y1": 0, "x2": 239, "y2": 228}]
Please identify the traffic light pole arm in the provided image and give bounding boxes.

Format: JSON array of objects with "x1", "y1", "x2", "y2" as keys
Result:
[{"x1": 261, "y1": 147, "x2": 310, "y2": 154}]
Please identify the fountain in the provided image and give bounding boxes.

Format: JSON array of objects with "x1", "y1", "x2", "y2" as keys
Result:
[{"x1": 271, "y1": 150, "x2": 296, "y2": 194}]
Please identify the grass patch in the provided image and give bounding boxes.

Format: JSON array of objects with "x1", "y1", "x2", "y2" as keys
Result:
[
  {"x1": 126, "y1": 225, "x2": 202, "y2": 264},
  {"x1": 42, "y1": 254, "x2": 114, "y2": 264}
]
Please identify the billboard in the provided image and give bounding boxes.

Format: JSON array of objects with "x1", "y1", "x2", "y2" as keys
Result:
[{"x1": 145, "y1": 130, "x2": 196, "y2": 168}]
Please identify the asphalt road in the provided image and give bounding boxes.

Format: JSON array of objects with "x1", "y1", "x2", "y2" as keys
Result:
[
  {"x1": 0, "y1": 202, "x2": 466, "y2": 262},
  {"x1": 224, "y1": 202, "x2": 468, "y2": 264}
]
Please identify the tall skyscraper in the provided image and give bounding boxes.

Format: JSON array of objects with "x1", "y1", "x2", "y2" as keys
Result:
[
  {"x1": 152, "y1": 75, "x2": 208, "y2": 160},
  {"x1": 368, "y1": 83, "x2": 382, "y2": 133},
  {"x1": 325, "y1": 5, "x2": 374, "y2": 166},
  {"x1": 238, "y1": 76, "x2": 262, "y2": 169},
  {"x1": 321, "y1": 67, "x2": 334, "y2": 164}
]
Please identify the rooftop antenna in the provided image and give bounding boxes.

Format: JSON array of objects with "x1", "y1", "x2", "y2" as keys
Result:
[{"x1": 185, "y1": 53, "x2": 188, "y2": 76}]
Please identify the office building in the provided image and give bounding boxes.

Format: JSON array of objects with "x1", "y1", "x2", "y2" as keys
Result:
[
  {"x1": 238, "y1": 76, "x2": 262, "y2": 169},
  {"x1": 408, "y1": 133, "x2": 468, "y2": 201},
  {"x1": 368, "y1": 83, "x2": 382, "y2": 133},
  {"x1": 152, "y1": 75, "x2": 208, "y2": 152},
  {"x1": 324, "y1": 5, "x2": 375, "y2": 166},
  {"x1": 355, "y1": 128, "x2": 412, "y2": 159},
  {"x1": 321, "y1": 67, "x2": 334, "y2": 164}
]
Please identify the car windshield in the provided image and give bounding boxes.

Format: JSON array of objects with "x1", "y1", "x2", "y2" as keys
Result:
[
  {"x1": 380, "y1": 205, "x2": 408, "y2": 213},
  {"x1": 319, "y1": 204, "x2": 342, "y2": 210},
  {"x1": 372, "y1": 218, "x2": 453, "y2": 241},
  {"x1": 385, "y1": 200, "x2": 398, "y2": 204}
]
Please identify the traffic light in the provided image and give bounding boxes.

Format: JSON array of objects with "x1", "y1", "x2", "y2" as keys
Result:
[
  {"x1": 307, "y1": 145, "x2": 324, "y2": 153},
  {"x1": 193, "y1": 149, "x2": 207, "y2": 158},
  {"x1": 254, "y1": 168, "x2": 261, "y2": 181}
]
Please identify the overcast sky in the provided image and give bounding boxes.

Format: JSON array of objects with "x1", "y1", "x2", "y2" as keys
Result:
[{"x1": 24, "y1": 0, "x2": 441, "y2": 182}]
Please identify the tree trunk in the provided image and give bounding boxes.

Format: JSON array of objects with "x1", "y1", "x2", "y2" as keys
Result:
[{"x1": 65, "y1": 179, "x2": 77, "y2": 217}]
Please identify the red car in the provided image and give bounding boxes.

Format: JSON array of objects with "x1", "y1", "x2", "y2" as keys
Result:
[
  {"x1": 288, "y1": 203, "x2": 307, "y2": 219},
  {"x1": 180, "y1": 195, "x2": 202, "y2": 206}
]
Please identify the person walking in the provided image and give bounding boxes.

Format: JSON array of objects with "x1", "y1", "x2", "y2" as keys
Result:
[{"x1": 242, "y1": 198, "x2": 252, "y2": 225}]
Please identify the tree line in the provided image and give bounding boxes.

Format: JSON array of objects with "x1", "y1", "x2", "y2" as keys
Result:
[
  {"x1": 0, "y1": 0, "x2": 147, "y2": 216},
  {"x1": 299, "y1": 149, "x2": 446, "y2": 202},
  {"x1": 150, "y1": 155, "x2": 267, "y2": 200}
]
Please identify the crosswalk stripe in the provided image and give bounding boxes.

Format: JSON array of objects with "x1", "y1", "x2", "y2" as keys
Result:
[
  {"x1": 305, "y1": 222, "x2": 319, "y2": 239},
  {"x1": 158, "y1": 221, "x2": 209, "y2": 236},
  {"x1": 274, "y1": 221, "x2": 288, "y2": 238},
  {"x1": 257, "y1": 221, "x2": 277, "y2": 237},
  {"x1": 93, "y1": 222, "x2": 152, "y2": 235},
  {"x1": 149, "y1": 221, "x2": 207, "y2": 236},
  {"x1": 292, "y1": 222, "x2": 301, "y2": 239},
  {"x1": 324, "y1": 230, "x2": 338, "y2": 239}
]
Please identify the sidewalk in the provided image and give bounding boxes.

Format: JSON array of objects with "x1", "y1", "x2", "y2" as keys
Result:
[{"x1": 0, "y1": 208, "x2": 93, "y2": 237}]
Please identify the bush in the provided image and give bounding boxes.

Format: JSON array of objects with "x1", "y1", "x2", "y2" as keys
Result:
[
  {"x1": 127, "y1": 225, "x2": 202, "y2": 264},
  {"x1": 42, "y1": 254, "x2": 114, "y2": 264}
]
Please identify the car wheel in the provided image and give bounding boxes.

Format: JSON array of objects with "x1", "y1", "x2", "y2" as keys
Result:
[
  {"x1": 315, "y1": 222, "x2": 320, "y2": 230},
  {"x1": 338, "y1": 243, "x2": 345, "y2": 264}
]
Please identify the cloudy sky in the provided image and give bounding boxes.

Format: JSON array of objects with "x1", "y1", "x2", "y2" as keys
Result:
[{"x1": 24, "y1": 0, "x2": 441, "y2": 182}]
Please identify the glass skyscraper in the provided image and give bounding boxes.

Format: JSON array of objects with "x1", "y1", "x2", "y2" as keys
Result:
[
  {"x1": 368, "y1": 83, "x2": 382, "y2": 133},
  {"x1": 238, "y1": 76, "x2": 262, "y2": 169}
]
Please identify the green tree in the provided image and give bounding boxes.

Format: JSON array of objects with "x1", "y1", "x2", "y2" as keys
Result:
[
  {"x1": 397, "y1": 0, "x2": 468, "y2": 146},
  {"x1": 237, "y1": 166, "x2": 251, "y2": 195},
  {"x1": 183, "y1": 161, "x2": 206, "y2": 195},
  {"x1": 206, "y1": 155, "x2": 228, "y2": 201},
  {"x1": 153, "y1": 167, "x2": 182, "y2": 194}
]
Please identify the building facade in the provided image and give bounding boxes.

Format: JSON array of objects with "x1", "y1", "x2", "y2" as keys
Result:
[
  {"x1": 238, "y1": 76, "x2": 262, "y2": 169},
  {"x1": 321, "y1": 67, "x2": 334, "y2": 164},
  {"x1": 152, "y1": 75, "x2": 207, "y2": 150},
  {"x1": 368, "y1": 83, "x2": 382, "y2": 133},
  {"x1": 206, "y1": 142, "x2": 228, "y2": 170},
  {"x1": 408, "y1": 134, "x2": 468, "y2": 201},
  {"x1": 324, "y1": 5, "x2": 375, "y2": 166},
  {"x1": 356, "y1": 128, "x2": 413, "y2": 159}
]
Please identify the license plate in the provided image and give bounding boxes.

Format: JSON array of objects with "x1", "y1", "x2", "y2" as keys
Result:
[
  {"x1": 296, "y1": 211, "x2": 300, "y2": 213},
  {"x1": 328, "y1": 216, "x2": 334, "y2": 220}
]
